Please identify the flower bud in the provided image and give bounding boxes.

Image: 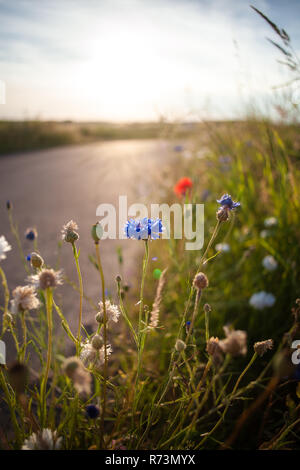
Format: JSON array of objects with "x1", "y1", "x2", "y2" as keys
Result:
[
  {"x1": 193, "y1": 272, "x2": 209, "y2": 290},
  {"x1": 91, "y1": 223, "x2": 103, "y2": 243},
  {"x1": 91, "y1": 334, "x2": 103, "y2": 350},
  {"x1": 95, "y1": 311, "x2": 103, "y2": 324},
  {"x1": 175, "y1": 339, "x2": 186, "y2": 352},
  {"x1": 115, "y1": 275, "x2": 122, "y2": 283},
  {"x1": 216, "y1": 206, "x2": 229, "y2": 222},
  {"x1": 30, "y1": 252, "x2": 44, "y2": 269}
]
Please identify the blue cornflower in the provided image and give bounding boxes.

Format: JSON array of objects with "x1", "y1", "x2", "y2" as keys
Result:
[
  {"x1": 125, "y1": 218, "x2": 163, "y2": 240},
  {"x1": 86, "y1": 404, "x2": 100, "y2": 419},
  {"x1": 217, "y1": 194, "x2": 240, "y2": 210},
  {"x1": 25, "y1": 228, "x2": 38, "y2": 241},
  {"x1": 26, "y1": 255, "x2": 31, "y2": 261}
]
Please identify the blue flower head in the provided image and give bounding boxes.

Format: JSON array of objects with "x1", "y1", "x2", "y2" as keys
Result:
[
  {"x1": 125, "y1": 218, "x2": 163, "y2": 240},
  {"x1": 217, "y1": 194, "x2": 240, "y2": 210},
  {"x1": 86, "y1": 404, "x2": 100, "y2": 419},
  {"x1": 26, "y1": 255, "x2": 31, "y2": 262},
  {"x1": 25, "y1": 228, "x2": 37, "y2": 241}
]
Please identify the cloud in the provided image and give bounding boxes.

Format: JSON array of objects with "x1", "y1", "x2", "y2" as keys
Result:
[{"x1": 0, "y1": 0, "x2": 298, "y2": 120}]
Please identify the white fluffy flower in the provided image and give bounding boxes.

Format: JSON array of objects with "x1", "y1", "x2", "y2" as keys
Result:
[
  {"x1": 262, "y1": 255, "x2": 278, "y2": 271},
  {"x1": 215, "y1": 243, "x2": 230, "y2": 253},
  {"x1": 10, "y1": 285, "x2": 40, "y2": 314},
  {"x1": 264, "y1": 217, "x2": 278, "y2": 228},
  {"x1": 0, "y1": 235, "x2": 11, "y2": 261},
  {"x1": 80, "y1": 340, "x2": 112, "y2": 371},
  {"x1": 97, "y1": 300, "x2": 120, "y2": 324},
  {"x1": 249, "y1": 291, "x2": 276, "y2": 310},
  {"x1": 22, "y1": 429, "x2": 62, "y2": 450}
]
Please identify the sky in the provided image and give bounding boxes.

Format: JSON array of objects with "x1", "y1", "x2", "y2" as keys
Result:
[{"x1": 0, "y1": 0, "x2": 299, "y2": 121}]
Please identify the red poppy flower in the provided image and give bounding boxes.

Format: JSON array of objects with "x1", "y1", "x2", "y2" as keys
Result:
[{"x1": 174, "y1": 177, "x2": 193, "y2": 197}]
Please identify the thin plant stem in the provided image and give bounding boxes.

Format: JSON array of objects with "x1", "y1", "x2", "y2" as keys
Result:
[
  {"x1": 95, "y1": 242, "x2": 107, "y2": 448},
  {"x1": 72, "y1": 242, "x2": 83, "y2": 355},
  {"x1": 0, "y1": 368, "x2": 22, "y2": 447},
  {"x1": 7, "y1": 209, "x2": 30, "y2": 274},
  {"x1": 40, "y1": 287, "x2": 53, "y2": 427},
  {"x1": 195, "y1": 352, "x2": 258, "y2": 448},
  {"x1": 20, "y1": 311, "x2": 27, "y2": 362}
]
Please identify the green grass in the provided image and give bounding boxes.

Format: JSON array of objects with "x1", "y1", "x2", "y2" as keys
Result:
[{"x1": 0, "y1": 116, "x2": 300, "y2": 450}]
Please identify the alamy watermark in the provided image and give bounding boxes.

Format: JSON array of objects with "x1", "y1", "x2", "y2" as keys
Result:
[
  {"x1": 95, "y1": 195, "x2": 204, "y2": 251},
  {"x1": 291, "y1": 340, "x2": 300, "y2": 365}
]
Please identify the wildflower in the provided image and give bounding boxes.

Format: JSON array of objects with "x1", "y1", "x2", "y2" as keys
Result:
[
  {"x1": 91, "y1": 334, "x2": 104, "y2": 350},
  {"x1": 264, "y1": 217, "x2": 278, "y2": 228},
  {"x1": 125, "y1": 217, "x2": 163, "y2": 241},
  {"x1": 254, "y1": 339, "x2": 274, "y2": 357},
  {"x1": 62, "y1": 356, "x2": 91, "y2": 396},
  {"x1": 249, "y1": 291, "x2": 276, "y2": 310},
  {"x1": 193, "y1": 272, "x2": 209, "y2": 290},
  {"x1": 22, "y1": 429, "x2": 62, "y2": 450},
  {"x1": 262, "y1": 255, "x2": 278, "y2": 271},
  {"x1": 28, "y1": 268, "x2": 63, "y2": 290},
  {"x1": 7, "y1": 362, "x2": 29, "y2": 395},
  {"x1": 86, "y1": 404, "x2": 100, "y2": 419},
  {"x1": 219, "y1": 326, "x2": 247, "y2": 357},
  {"x1": 175, "y1": 339, "x2": 186, "y2": 352},
  {"x1": 217, "y1": 194, "x2": 240, "y2": 210},
  {"x1": 10, "y1": 285, "x2": 40, "y2": 314},
  {"x1": 0, "y1": 235, "x2": 11, "y2": 261},
  {"x1": 96, "y1": 300, "x2": 120, "y2": 325},
  {"x1": 149, "y1": 268, "x2": 167, "y2": 328},
  {"x1": 29, "y1": 252, "x2": 44, "y2": 269},
  {"x1": 25, "y1": 228, "x2": 37, "y2": 241},
  {"x1": 61, "y1": 220, "x2": 79, "y2": 243},
  {"x1": 80, "y1": 339, "x2": 112, "y2": 371},
  {"x1": 215, "y1": 243, "x2": 230, "y2": 253},
  {"x1": 174, "y1": 177, "x2": 193, "y2": 197}
]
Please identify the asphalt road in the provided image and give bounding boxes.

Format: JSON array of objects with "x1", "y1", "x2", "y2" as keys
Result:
[{"x1": 0, "y1": 139, "x2": 174, "y2": 358}]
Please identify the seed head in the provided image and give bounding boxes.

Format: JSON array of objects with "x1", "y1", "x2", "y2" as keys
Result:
[
  {"x1": 10, "y1": 285, "x2": 40, "y2": 314},
  {"x1": 61, "y1": 220, "x2": 79, "y2": 243},
  {"x1": 28, "y1": 268, "x2": 63, "y2": 290},
  {"x1": 254, "y1": 339, "x2": 273, "y2": 357},
  {"x1": 193, "y1": 272, "x2": 209, "y2": 290}
]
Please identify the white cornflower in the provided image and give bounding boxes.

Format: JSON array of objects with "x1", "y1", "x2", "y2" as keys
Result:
[
  {"x1": 10, "y1": 285, "x2": 40, "y2": 314},
  {"x1": 215, "y1": 243, "x2": 230, "y2": 253},
  {"x1": 28, "y1": 268, "x2": 63, "y2": 290},
  {"x1": 97, "y1": 300, "x2": 120, "y2": 325},
  {"x1": 0, "y1": 235, "x2": 11, "y2": 261},
  {"x1": 22, "y1": 429, "x2": 62, "y2": 450},
  {"x1": 249, "y1": 291, "x2": 276, "y2": 310},
  {"x1": 264, "y1": 217, "x2": 278, "y2": 228},
  {"x1": 80, "y1": 339, "x2": 112, "y2": 371},
  {"x1": 262, "y1": 255, "x2": 278, "y2": 271}
]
